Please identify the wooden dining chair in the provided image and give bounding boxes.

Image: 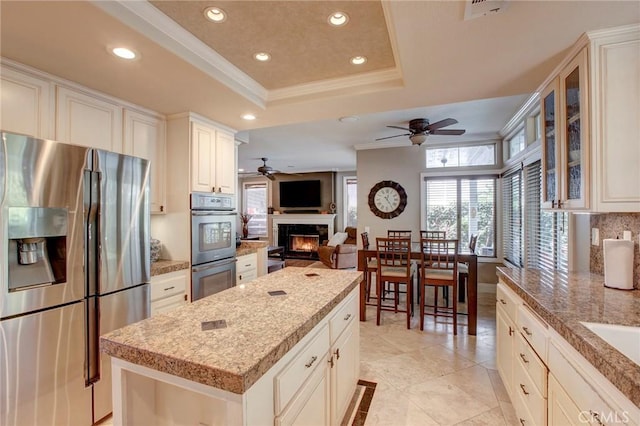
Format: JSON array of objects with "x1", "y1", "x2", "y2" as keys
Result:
[
  {"x1": 457, "y1": 234, "x2": 477, "y2": 303},
  {"x1": 418, "y1": 238, "x2": 459, "y2": 334},
  {"x1": 376, "y1": 237, "x2": 414, "y2": 329},
  {"x1": 388, "y1": 230, "x2": 412, "y2": 239},
  {"x1": 361, "y1": 232, "x2": 378, "y2": 305},
  {"x1": 420, "y1": 230, "x2": 446, "y2": 239}
]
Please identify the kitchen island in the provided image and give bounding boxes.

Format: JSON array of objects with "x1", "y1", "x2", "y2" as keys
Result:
[{"x1": 100, "y1": 267, "x2": 362, "y2": 426}]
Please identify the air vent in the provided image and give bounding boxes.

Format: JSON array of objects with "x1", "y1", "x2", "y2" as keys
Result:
[{"x1": 464, "y1": 0, "x2": 509, "y2": 20}]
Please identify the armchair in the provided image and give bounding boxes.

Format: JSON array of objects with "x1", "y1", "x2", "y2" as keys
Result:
[{"x1": 317, "y1": 227, "x2": 358, "y2": 269}]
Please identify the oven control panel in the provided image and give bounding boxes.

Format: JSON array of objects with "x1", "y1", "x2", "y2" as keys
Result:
[{"x1": 191, "y1": 193, "x2": 235, "y2": 211}]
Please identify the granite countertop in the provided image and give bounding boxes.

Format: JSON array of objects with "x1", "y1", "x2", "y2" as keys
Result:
[
  {"x1": 236, "y1": 240, "x2": 269, "y2": 257},
  {"x1": 100, "y1": 267, "x2": 362, "y2": 394},
  {"x1": 150, "y1": 259, "x2": 190, "y2": 276},
  {"x1": 497, "y1": 266, "x2": 640, "y2": 407}
]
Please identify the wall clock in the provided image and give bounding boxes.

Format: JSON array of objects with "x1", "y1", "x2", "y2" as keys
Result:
[{"x1": 367, "y1": 180, "x2": 407, "y2": 219}]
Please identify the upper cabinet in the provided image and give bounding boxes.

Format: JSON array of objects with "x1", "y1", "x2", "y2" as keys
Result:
[
  {"x1": 56, "y1": 86, "x2": 123, "y2": 152},
  {"x1": 191, "y1": 120, "x2": 236, "y2": 194},
  {"x1": 541, "y1": 49, "x2": 589, "y2": 210},
  {"x1": 124, "y1": 109, "x2": 167, "y2": 214},
  {"x1": 0, "y1": 63, "x2": 53, "y2": 139},
  {"x1": 166, "y1": 113, "x2": 236, "y2": 195},
  {"x1": 541, "y1": 24, "x2": 639, "y2": 212}
]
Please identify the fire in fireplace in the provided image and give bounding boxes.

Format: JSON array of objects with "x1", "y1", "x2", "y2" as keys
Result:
[{"x1": 290, "y1": 234, "x2": 320, "y2": 253}]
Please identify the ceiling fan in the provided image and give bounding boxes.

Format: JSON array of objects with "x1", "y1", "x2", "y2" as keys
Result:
[
  {"x1": 376, "y1": 118, "x2": 466, "y2": 146},
  {"x1": 238, "y1": 157, "x2": 281, "y2": 181}
]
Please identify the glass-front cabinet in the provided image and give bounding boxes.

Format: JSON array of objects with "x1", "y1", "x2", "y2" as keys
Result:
[{"x1": 541, "y1": 48, "x2": 589, "y2": 210}]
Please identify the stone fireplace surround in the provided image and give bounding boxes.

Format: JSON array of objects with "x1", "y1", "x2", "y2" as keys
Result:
[{"x1": 271, "y1": 214, "x2": 336, "y2": 259}]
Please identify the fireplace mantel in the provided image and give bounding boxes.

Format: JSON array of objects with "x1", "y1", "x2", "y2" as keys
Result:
[{"x1": 271, "y1": 214, "x2": 336, "y2": 246}]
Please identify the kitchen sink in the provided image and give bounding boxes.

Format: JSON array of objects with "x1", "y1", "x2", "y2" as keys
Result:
[{"x1": 580, "y1": 322, "x2": 640, "y2": 367}]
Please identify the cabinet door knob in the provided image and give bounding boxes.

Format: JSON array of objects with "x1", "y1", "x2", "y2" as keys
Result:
[
  {"x1": 499, "y1": 298, "x2": 507, "y2": 305},
  {"x1": 522, "y1": 326, "x2": 532, "y2": 336},
  {"x1": 160, "y1": 205, "x2": 164, "y2": 212},
  {"x1": 508, "y1": 326, "x2": 513, "y2": 336},
  {"x1": 519, "y1": 419, "x2": 526, "y2": 426},
  {"x1": 164, "y1": 286, "x2": 175, "y2": 292},
  {"x1": 520, "y1": 383, "x2": 529, "y2": 395},
  {"x1": 328, "y1": 356, "x2": 334, "y2": 368},
  {"x1": 344, "y1": 313, "x2": 351, "y2": 321},
  {"x1": 519, "y1": 353, "x2": 529, "y2": 363},
  {"x1": 334, "y1": 348, "x2": 340, "y2": 360}
]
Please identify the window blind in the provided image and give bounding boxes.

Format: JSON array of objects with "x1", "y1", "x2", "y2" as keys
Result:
[
  {"x1": 502, "y1": 169, "x2": 522, "y2": 266},
  {"x1": 244, "y1": 182, "x2": 267, "y2": 236},
  {"x1": 524, "y1": 161, "x2": 568, "y2": 272}
]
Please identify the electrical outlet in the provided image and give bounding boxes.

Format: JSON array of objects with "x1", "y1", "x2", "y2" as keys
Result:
[
  {"x1": 591, "y1": 228, "x2": 599, "y2": 246},
  {"x1": 623, "y1": 230, "x2": 632, "y2": 241}
]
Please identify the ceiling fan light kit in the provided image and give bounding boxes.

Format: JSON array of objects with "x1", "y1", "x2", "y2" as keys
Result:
[{"x1": 376, "y1": 117, "x2": 466, "y2": 145}]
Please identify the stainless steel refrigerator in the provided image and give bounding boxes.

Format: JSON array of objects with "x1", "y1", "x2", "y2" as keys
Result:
[{"x1": 0, "y1": 131, "x2": 151, "y2": 425}]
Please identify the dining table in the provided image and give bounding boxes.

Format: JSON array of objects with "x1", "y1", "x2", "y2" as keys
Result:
[{"x1": 357, "y1": 242, "x2": 479, "y2": 335}]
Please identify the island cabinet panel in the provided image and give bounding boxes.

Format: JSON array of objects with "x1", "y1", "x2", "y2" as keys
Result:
[{"x1": 106, "y1": 276, "x2": 361, "y2": 426}]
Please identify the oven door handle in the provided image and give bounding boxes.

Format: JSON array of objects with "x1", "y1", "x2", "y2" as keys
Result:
[
  {"x1": 192, "y1": 258, "x2": 237, "y2": 272},
  {"x1": 192, "y1": 211, "x2": 237, "y2": 216}
]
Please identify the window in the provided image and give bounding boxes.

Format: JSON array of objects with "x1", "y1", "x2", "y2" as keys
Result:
[
  {"x1": 507, "y1": 128, "x2": 526, "y2": 159},
  {"x1": 343, "y1": 176, "x2": 357, "y2": 228},
  {"x1": 502, "y1": 160, "x2": 568, "y2": 271},
  {"x1": 422, "y1": 176, "x2": 496, "y2": 257},
  {"x1": 242, "y1": 182, "x2": 268, "y2": 236},
  {"x1": 502, "y1": 168, "x2": 522, "y2": 266},
  {"x1": 426, "y1": 144, "x2": 496, "y2": 168},
  {"x1": 524, "y1": 161, "x2": 568, "y2": 271}
]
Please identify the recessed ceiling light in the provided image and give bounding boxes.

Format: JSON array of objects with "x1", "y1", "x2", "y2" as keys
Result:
[
  {"x1": 328, "y1": 12, "x2": 349, "y2": 26},
  {"x1": 350, "y1": 56, "x2": 367, "y2": 65},
  {"x1": 204, "y1": 7, "x2": 226, "y2": 23},
  {"x1": 254, "y1": 52, "x2": 271, "y2": 62},
  {"x1": 339, "y1": 116, "x2": 359, "y2": 123},
  {"x1": 242, "y1": 114, "x2": 256, "y2": 121},
  {"x1": 110, "y1": 47, "x2": 138, "y2": 60}
]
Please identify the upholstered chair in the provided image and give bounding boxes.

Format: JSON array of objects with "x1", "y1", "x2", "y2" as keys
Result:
[{"x1": 317, "y1": 227, "x2": 358, "y2": 269}]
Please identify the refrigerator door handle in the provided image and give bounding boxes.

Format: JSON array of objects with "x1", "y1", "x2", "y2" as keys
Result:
[{"x1": 84, "y1": 166, "x2": 101, "y2": 386}]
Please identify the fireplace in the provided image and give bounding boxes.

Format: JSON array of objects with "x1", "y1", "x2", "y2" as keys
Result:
[
  {"x1": 290, "y1": 234, "x2": 320, "y2": 254},
  {"x1": 277, "y1": 224, "x2": 328, "y2": 259},
  {"x1": 271, "y1": 213, "x2": 336, "y2": 260}
]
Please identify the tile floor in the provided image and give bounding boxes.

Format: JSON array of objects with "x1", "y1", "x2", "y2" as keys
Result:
[{"x1": 359, "y1": 283, "x2": 517, "y2": 426}]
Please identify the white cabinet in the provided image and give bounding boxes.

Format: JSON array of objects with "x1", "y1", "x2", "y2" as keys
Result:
[
  {"x1": 497, "y1": 279, "x2": 640, "y2": 426},
  {"x1": 236, "y1": 253, "x2": 258, "y2": 284},
  {"x1": 0, "y1": 64, "x2": 53, "y2": 139},
  {"x1": 496, "y1": 283, "x2": 518, "y2": 396},
  {"x1": 124, "y1": 109, "x2": 166, "y2": 214},
  {"x1": 276, "y1": 359, "x2": 330, "y2": 426},
  {"x1": 540, "y1": 24, "x2": 640, "y2": 212},
  {"x1": 150, "y1": 270, "x2": 187, "y2": 316},
  {"x1": 56, "y1": 86, "x2": 123, "y2": 152},
  {"x1": 191, "y1": 120, "x2": 236, "y2": 194}
]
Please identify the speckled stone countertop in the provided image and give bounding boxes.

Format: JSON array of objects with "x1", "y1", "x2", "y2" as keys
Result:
[
  {"x1": 100, "y1": 267, "x2": 362, "y2": 394},
  {"x1": 236, "y1": 240, "x2": 269, "y2": 257},
  {"x1": 150, "y1": 259, "x2": 190, "y2": 276},
  {"x1": 497, "y1": 266, "x2": 640, "y2": 407}
]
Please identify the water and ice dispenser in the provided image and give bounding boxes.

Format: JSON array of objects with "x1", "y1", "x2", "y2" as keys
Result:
[{"x1": 7, "y1": 207, "x2": 67, "y2": 291}]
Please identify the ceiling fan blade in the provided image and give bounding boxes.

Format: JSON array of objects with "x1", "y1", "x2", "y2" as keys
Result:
[
  {"x1": 266, "y1": 173, "x2": 276, "y2": 181},
  {"x1": 427, "y1": 118, "x2": 458, "y2": 131},
  {"x1": 387, "y1": 125, "x2": 412, "y2": 131},
  {"x1": 430, "y1": 129, "x2": 466, "y2": 136},
  {"x1": 375, "y1": 133, "x2": 411, "y2": 141}
]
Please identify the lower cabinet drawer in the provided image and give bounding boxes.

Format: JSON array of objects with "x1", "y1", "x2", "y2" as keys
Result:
[
  {"x1": 518, "y1": 304, "x2": 548, "y2": 362},
  {"x1": 514, "y1": 353, "x2": 547, "y2": 426},
  {"x1": 275, "y1": 324, "x2": 330, "y2": 414},
  {"x1": 516, "y1": 332, "x2": 548, "y2": 397},
  {"x1": 150, "y1": 270, "x2": 187, "y2": 302},
  {"x1": 329, "y1": 292, "x2": 357, "y2": 344}
]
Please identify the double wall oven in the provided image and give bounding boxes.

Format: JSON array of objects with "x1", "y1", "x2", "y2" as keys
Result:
[{"x1": 191, "y1": 193, "x2": 236, "y2": 301}]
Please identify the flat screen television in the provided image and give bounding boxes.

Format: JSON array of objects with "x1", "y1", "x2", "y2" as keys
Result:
[{"x1": 279, "y1": 180, "x2": 322, "y2": 208}]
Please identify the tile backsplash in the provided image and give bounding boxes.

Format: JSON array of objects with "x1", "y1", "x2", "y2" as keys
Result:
[{"x1": 590, "y1": 213, "x2": 640, "y2": 288}]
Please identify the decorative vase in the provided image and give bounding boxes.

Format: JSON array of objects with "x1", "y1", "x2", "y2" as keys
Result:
[{"x1": 242, "y1": 224, "x2": 249, "y2": 238}]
